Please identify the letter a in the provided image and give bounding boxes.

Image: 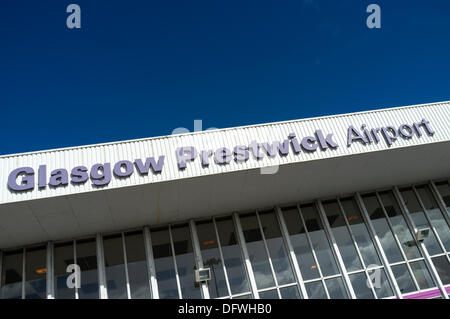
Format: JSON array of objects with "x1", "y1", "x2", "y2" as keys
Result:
[
  {"x1": 66, "y1": 264, "x2": 81, "y2": 289},
  {"x1": 366, "y1": 4, "x2": 381, "y2": 29},
  {"x1": 66, "y1": 4, "x2": 81, "y2": 29}
]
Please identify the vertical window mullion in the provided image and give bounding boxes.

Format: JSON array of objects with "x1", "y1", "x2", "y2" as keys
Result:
[
  {"x1": 316, "y1": 200, "x2": 356, "y2": 299},
  {"x1": 393, "y1": 187, "x2": 449, "y2": 299},
  {"x1": 412, "y1": 186, "x2": 447, "y2": 254},
  {"x1": 338, "y1": 198, "x2": 378, "y2": 299},
  {"x1": 297, "y1": 205, "x2": 325, "y2": 279},
  {"x1": 375, "y1": 192, "x2": 411, "y2": 264},
  {"x1": 429, "y1": 181, "x2": 450, "y2": 229},
  {"x1": 406, "y1": 261, "x2": 422, "y2": 292},
  {"x1": 276, "y1": 206, "x2": 308, "y2": 298},
  {"x1": 321, "y1": 278, "x2": 331, "y2": 299},
  {"x1": 143, "y1": 226, "x2": 158, "y2": 299},
  {"x1": 74, "y1": 240, "x2": 79, "y2": 299},
  {"x1": 337, "y1": 199, "x2": 367, "y2": 269},
  {"x1": 297, "y1": 204, "x2": 331, "y2": 298},
  {"x1": 121, "y1": 233, "x2": 132, "y2": 299},
  {"x1": 375, "y1": 192, "x2": 422, "y2": 292},
  {"x1": 212, "y1": 218, "x2": 233, "y2": 298},
  {"x1": 168, "y1": 225, "x2": 183, "y2": 299},
  {"x1": 189, "y1": 220, "x2": 210, "y2": 299},
  {"x1": 96, "y1": 234, "x2": 108, "y2": 299},
  {"x1": 21, "y1": 248, "x2": 25, "y2": 299},
  {"x1": 232, "y1": 212, "x2": 260, "y2": 299},
  {"x1": 363, "y1": 268, "x2": 378, "y2": 299},
  {"x1": 46, "y1": 242, "x2": 54, "y2": 299},
  {"x1": 355, "y1": 193, "x2": 403, "y2": 299},
  {"x1": 255, "y1": 211, "x2": 280, "y2": 299}
]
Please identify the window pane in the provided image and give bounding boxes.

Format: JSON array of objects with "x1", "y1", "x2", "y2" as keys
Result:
[
  {"x1": 0, "y1": 250, "x2": 23, "y2": 299},
  {"x1": 240, "y1": 213, "x2": 275, "y2": 289},
  {"x1": 435, "y1": 182, "x2": 450, "y2": 219},
  {"x1": 54, "y1": 242, "x2": 75, "y2": 299},
  {"x1": 25, "y1": 246, "x2": 46, "y2": 299},
  {"x1": 196, "y1": 220, "x2": 229, "y2": 298},
  {"x1": 363, "y1": 194, "x2": 404, "y2": 263},
  {"x1": 76, "y1": 238, "x2": 99, "y2": 299},
  {"x1": 259, "y1": 210, "x2": 296, "y2": 285},
  {"x1": 215, "y1": 217, "x2": 250, "y2": 295},
  {"x1": 151, "y1": 227, "x2": 178, "y2": 299},
  {"x1": 341, "y1": 198, "x2": 381, "y2": 267},
  {"x1": 305, "y1": 281, "x2": 327, "y2": 299},
  {"x1": 400, "y1": 188, "x2": 443, "y2": 255},
  {"x1": 378, "y1": 191, "x2": 421, "y2": 259},
  {"x1": 124, "y1": 231, "x2": 151, "y2": 299},
  {"x1": 259, "y1": 289, "x2": 279, "y2": 299},
  {"x1": 280, "y1": 285, "x2": 301, "y2": 299},
  {"x1": 432, "y1": 256, "x2": 450, "y2": 285},
  {"x1": 171, "y1": 224, "x2": 202, "y2": 299},
  {"x1": 325, "y1": 277, "x2": 348, "y2": 299},
  {"x1": 391, "y1": 264, "x2": 416, "y2": 294},
  {"x1": 301, "y1": 204, "x2": 339, "y2": 276},
  {"x1": 349, "y1": 272, "x2": 374, "y2": 299},
  {"x1": 416, "y1": 185, "x2": 450, "y2": 251},
  {"x1": 103, "y1": 234, "x2": 127, "y2": 299},
  {"x1": 409, "y1": 260, "x2": 435, "y2": 289},
  {"x1": 282, "y1": 207, "x2": 320, "y2": 280},
  {"x1": 323, "y1": 200, "x2": 363, "y2": 272},
  {"x1": 372, "y1": 268, "x2": 394, "y2": 298},
  {"x1": 233, "y1": 294, "x2": 251, "y2": 299}
]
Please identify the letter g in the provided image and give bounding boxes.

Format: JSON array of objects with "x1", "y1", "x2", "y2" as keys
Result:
[{"x1": 8, "y1": 167, "x2": 35, "y2": 191}]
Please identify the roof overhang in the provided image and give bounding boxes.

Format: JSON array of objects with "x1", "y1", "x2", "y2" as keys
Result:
[{"x1": 1, "y1": 140, "x2": 449, "y2": 249}]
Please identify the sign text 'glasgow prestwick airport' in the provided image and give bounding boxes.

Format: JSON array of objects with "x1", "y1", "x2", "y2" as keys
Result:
[{"x1": 7, "y1": 119, "x2": 435, "y2": 192}]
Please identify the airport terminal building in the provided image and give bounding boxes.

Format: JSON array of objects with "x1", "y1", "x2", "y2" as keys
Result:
[{"x1": 0, "y1": 101, "x2": 449, "y2": 299}]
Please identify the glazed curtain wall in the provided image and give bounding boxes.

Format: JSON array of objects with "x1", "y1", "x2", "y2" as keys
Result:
[{"x1": 0, "y1": 180, "x2": 449, "y2": 299}]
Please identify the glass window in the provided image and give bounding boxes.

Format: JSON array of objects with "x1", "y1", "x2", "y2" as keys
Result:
[
  {"x1": 432, "y1": 256, "x2": 450, "y2": 285},
  {"x1": 305, "y1": 281, "x2": 327, "y2": 299},
  {"x1": 362, "y1": 194, "x2": 404, "y2": 263},
  {"x1": 282, "y1": 207, "x2": 320, "y2": 280},
  {"x1": 196, "y1": 220, "x2": 229, "y2": 298},
  {"x1": 103, "y1": 234, "x2": 127, "y2": 299},
  {"x1": 349, "y1": 272, "x2": 374, "y2": 299},
  {"x1": 215, "y1": 217, "x2": 250, "y2": 295},
  {"x1": 371, "y1": 268, "x2": 394, "y2": 298},
  {"x1": 259, "y1": 289, "x2": 279, "y2": 299},
  {"x1": 415, "y1": 185, "x2": 450, "y2": 251},
  {"x1": 279, "y1": 285, "x2": 301, "y2": 299},
  {"x1": 391, "y1": 264, "x2": 416, "y2": 294},
  {"x1": 400, "y1": 188, "x2": 443, "y2": 255},
  {"x1": 239, "y1": 213, "x2": 275, "y2": 290},
  {"x1": 54, "y1": 242, "x2": 75, "y2": 299},
  {"x1": 435, "y1": 182, "x2": 450, "y2": 218},
  {"x1": 258, "y1": 210, "x2": 296, "y2": 285},
  {"x1": 341, "y1": 198, "x2": 381, "y2": 267},
  {"x1": 151, "y1": 227, "x2": 178, "y2": 299},
  {"x1": 301, "y1": 204, "x2": 339, "y2": 276},
  {"x1": 0, "y1": 249, "x2": 23, "y2": 299},
  {"x1": 378, "y1": 191, "x2": 421, "y2": 259},
  {"x1": 124, "y1": 231, "x2": 151, "y2": 299},
  {"x1": 325, "y1": 277, "x2": 348, "y2": 299},
  {"x1": 24, "y1": 246, "x2": 47, "y2": 299},
  {"x1": 409, "y1": 260, "x2": 435, "y2": 289},
  {"x1": 171, "y1": 224, "x2": 202, "y2": 299},
  {"x1": 322, "y1": 200, "x2": 363, "y2": 272},
  {"x1": 76, "y1": 238, "x2": 99, "y2": 299},
  {"x1": 233, "y1": 294, "x2": 251, "y2": 299}
]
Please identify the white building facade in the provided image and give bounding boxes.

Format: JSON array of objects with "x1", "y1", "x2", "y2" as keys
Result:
[{"x1": 0, "y1": 101, "x2": 449, "y2": 299}]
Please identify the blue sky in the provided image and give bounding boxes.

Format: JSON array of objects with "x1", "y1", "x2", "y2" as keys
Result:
[{"x1": 1, "y1": 0, "x2": 449, "y2": 155}]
